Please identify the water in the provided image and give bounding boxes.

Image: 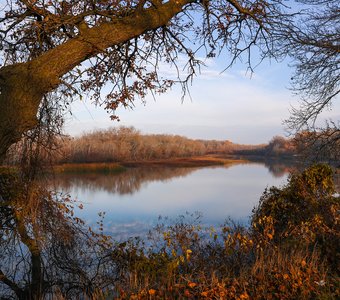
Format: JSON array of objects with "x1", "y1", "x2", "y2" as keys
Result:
[
  {"x1": 0, "y1": 160, "x2": 294, "y2": 297},
  {"x1": 53, "y1": 161, "x2": 292, "y2": 239}
]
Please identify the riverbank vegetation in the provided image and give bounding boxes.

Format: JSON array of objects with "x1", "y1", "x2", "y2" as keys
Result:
[
  {"x1": 0, "y1": 164, "x2": 339, "y2": 299},
  {"x1": 4, "y1": 126, "x2": 339, "y2": 176},
  {"x1": 4, "y1": 126, "x2": 298, "y2": 166},
  {"x1": 106, "y1": 165, "x2": 339, "y2": 300}
]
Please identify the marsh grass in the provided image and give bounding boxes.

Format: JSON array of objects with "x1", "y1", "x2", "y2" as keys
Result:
[
  {"x1": 108, "y1": 219, "x2": 339, "y2": 300},
  {"x1": 107, "y1": 220, "x2": 339, "y2": 300},
  {"x1": 109, "y1": 165, "x2": 339, "y2": 299},
  {"x1": 53, "y1": 163, "x2": 126, "y2": 174}
]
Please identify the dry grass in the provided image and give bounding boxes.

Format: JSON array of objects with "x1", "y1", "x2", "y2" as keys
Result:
[
  {"x1": 1, "y1": 164, "x2": 338, "y2": 299},
  {"x1": 51, "y1": 156, "x2": 250, "y2": 170},
  {"x1": 109, "y1": 220, "x2": 339, "y2": 300},
  {"x1": 53, "y1": 162, "x2": 126, "y2": 173},
  {"x1": 108, "y1": 165, "x2": 340, "y2": 300},
  {"x1": 120, "y1": 155, "x2": 249, "y2": 168}
]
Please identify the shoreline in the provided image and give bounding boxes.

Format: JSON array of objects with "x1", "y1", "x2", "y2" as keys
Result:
[
  {"x1": 4, "y1": 154, "x2": 336, "y2": 175},
  {"x1": 53, "y1": 155, "x2": 251, "y2": 172}
]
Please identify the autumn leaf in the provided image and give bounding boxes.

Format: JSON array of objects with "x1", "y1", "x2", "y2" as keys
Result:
[
  {"x1": 148, "y1": 289, "x2": 156, "y2": 296},
  {"x1": 201, "y1": 291, "x2": 209, "y2": 297}
]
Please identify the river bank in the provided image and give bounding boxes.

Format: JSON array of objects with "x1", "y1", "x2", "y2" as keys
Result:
[{"x1": 52, "y1": 155, "x2": 250, "y2": 173}]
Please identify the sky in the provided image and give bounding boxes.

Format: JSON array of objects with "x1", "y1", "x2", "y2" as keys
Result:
[
  {"x1": 64, "y1": 55, "x2": 339, "y2": 145},
  {"x1": 0, "y1": 1, "x2": 337, "y2": 145},
  {"x1": 60, "y1": 1, "x2": 340, "y2": 145}
]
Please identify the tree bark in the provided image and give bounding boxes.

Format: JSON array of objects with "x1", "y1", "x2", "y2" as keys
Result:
[
  {"x1": 0, "y1": 63, "x2": 58, "y2": 161},
  {"x1": 0, "y1": 0, "x2": 193, "y2": 162}
]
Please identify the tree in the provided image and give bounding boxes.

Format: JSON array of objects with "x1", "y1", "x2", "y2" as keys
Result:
[
  {"x1": 252, "y1": 164, "x2": 339, "y2": 271},
  {"x1": 282, "y1": 0, "x2": 340, "y2": 159},
  {"x1": 0, "y1": 0, "x2": 292, "y2": 161},
  {"x1": 265, "y1": 135, "x2": 295, "y2": 157}
]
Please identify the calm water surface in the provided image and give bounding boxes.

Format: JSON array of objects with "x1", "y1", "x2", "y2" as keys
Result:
[{"x1": 54, "y1": 162, "x2": 292, "y2": 239}]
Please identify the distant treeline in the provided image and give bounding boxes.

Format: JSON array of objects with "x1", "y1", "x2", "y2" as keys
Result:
[
  {"x1": 58, "y1": 127, "x2": 263, "y2": 163},
  {"x1": 5, "y1": 127, "x2": 300, "y2": 165},
  {"x1": 235, "y1": 135, "x2": 296, "y2": 158}
]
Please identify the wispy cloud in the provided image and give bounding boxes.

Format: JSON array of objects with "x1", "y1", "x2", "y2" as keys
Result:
[{"x1": 64, "y1": 57, "x2": 339, "y2": 144}]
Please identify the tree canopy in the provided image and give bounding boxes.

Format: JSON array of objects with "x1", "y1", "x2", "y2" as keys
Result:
[
  {"x1": 0, "y1": 1, "x2": 338, "y2": 162},
  {"x1": 282, "y1": 0, "x2": 339, "y2": 159},
  {"x1": 284, "y1": 0, "x2": 339, "y2": 129},
  {"x1": 0, "y1": 0, "x2": 291, "y2": 161}
]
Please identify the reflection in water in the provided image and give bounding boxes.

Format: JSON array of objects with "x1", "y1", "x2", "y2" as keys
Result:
[
  {"x1": 0, "y1": 178, "x2": 119, "y2": 298},
  {"x1": 50, "y1": 161, "x2": 292, "y2": 240},
  {"x1": 52, "y1": 166, "x2": 197, "y2": 194},
  {"x1": 262, "y1": 160, "x2": 295, "y2": 178},
  {"x1": 0, "y1": 161, "x2": 295, "y2": 298},
  {"x1": 53, "y1": 161, "x2": 293, "y2": 195},
  {"x1": 1, "y1": 161, "x2": 337, "y2": 298}
]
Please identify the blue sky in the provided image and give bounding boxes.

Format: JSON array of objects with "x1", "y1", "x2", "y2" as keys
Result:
[
  {"x1": 0, "y1": 1, "x2": 337, "y2": 144},
  {"x1": 64, "y1": 55, "x2": 339, "y2": 144},
  {"x1": 59, "y1": 2, "x2": 338, "y2": 144}
]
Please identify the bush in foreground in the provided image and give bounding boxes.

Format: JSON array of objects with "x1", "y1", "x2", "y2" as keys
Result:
[
  {"x1": 0, "y1": 164, "x2": 339, "y2": 299},
  {"x1": 110, "y1": 164, "x2": 339, "y2": 299}
]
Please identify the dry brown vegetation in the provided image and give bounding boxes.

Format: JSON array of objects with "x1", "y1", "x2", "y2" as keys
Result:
[
  {"x1": 106, "y1": 165, "x2": 340, "y2": 300},
  {"x1": 4, "y1": 126, "x2": 281, "y2": 166},
  {"x1": 58, "y1": 127, "x2": 259, "y2": 164},
  {"x1": 56, "y1": 128, "x2": 299, "y2": 165},
  {"x1": 1, "y1": 160, "x2": 339, "y2": 299},
  {"x1": 234, "y1": 136, "x2": 296, "y2": 158}
]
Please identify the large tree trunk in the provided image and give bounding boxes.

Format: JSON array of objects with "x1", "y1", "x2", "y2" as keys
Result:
[
  {"x1": 0, "y1": 64, "x2": 59, "y2": 162},
  {"x1": 0, "y1": 0, "x2": 192, "y2": 162}
]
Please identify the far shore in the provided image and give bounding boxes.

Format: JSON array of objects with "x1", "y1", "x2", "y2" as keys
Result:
[
  {"x1": 1, "y1": 154, "x2": 309, "y2": 174},
  {"x1": 53, "y1": 155, "x2": 252, "y2": 173}
]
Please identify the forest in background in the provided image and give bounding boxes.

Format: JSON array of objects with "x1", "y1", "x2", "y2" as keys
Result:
[{"x1": 4, "y1": 126, "x2": 300, "y2": 165}]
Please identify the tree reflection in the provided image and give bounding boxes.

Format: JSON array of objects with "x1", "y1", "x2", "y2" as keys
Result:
[
  {"x1": 53, "y1": 166, "x2": 198, "y2": 194},
  {"x1": 262, "y1": 161, "x2": 295, "y2": 178},
  {"x1": 0, "y1": 171, "x2": 120, "y2": 299},
  {"x1": 0, "y1": 162, "x2": 297, "y2": 298},
  {"x1": 53, "y1": 162, "x2": 293, "y2": 195}
]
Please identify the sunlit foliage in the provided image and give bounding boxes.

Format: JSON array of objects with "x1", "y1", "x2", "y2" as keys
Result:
[{"x1": 1, "y1": 165, "x2": 338, "y2": 298}]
